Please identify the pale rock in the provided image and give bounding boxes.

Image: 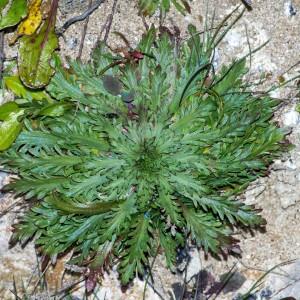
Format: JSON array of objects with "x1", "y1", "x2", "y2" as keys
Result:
[
  {"x1": 186, "y1": 248, "x2": 201, "y2": 282},
  {"x1": 272, "y1": 160, "x2": 297, "y2": 172},
  {"x1": 282, "y1": 109, "x2": 300, "y2": 127},
  {"x1": 224, "y1": 29, "x2": 244, "y2": 48},
  {"x1": 0, "y1": 213, "x2": 36, "y2": 296},
  {"x1": 245, "y1": 184, "x2": 266, "y2": 204},
  {"x1": 66, "y1": 36, "x2": 78, "y2": 50},
  {"x1": 283, "y1": 159, "x2": 297, "y2": 171},
  {"x1": 266, "y1": 260, "x2": 300, "y2": 299},
  {"x1": 269, "y1": 89, "x2": 281, "y2": 99},
  {"x1": 276, "y1": 170, "x2": 297, "y2": 184},
  {"x1": 252, "y1": 56, "x2": 278, "y2": 73},
  {"x1": 274, "y1": 182, "x2": 298, "y2": 208},
  {"x1": 280, "y1": 195, "x2": 297, "y2": 209},
  {"x1": 271, "y1": 159, "x2": 286, "y2": 171},
  {"x1": 184, "y1": 15, "x2": 193, "y2": 23}
]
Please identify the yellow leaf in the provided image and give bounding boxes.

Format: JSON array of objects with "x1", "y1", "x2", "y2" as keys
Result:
[{"x1": 17, "y1": 0, "x2": 42, "y2": 36}]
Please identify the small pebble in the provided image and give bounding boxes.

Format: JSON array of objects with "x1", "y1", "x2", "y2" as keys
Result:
[
  {"x1": 284, "y1": 1, "x2": 297, "y2": 17},
  {"x1": 260, "y1": 287, "x2": 273, "y2": 298},
  {"x1": 66, "y1": 37, "x2": 79, "y2": 50},
  {"x1": 282, "y1": 109, "x2": 300, "y2": 127}
]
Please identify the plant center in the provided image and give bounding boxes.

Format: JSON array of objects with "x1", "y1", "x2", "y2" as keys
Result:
[{"x1": 135, "y1": 141, "x2": 161, "y2": 177}]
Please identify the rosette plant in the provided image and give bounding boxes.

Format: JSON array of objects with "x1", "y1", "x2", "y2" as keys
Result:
[{"x1": 1, "y1": 10, "x2": 286, "y2": 284}]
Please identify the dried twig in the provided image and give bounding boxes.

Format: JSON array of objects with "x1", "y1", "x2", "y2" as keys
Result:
[
  {"x1": 31, "y1": 249, "x2": 51, "y2": 295},
  {"x1": 141, "y1": 15, "x2": 149, "y2": 31},
  {"x1": 142, "y1": 244, "x2": 160, "y2": 300},
  {"x1": 238, "y1": 259, "x2": 297, "y2": 279},
  {"x1": 146, "y1": 281, "x2": 165, "y2": 300},
  {"x1": 59, "y1": 0, "x2": 105, "y2": 34},
  {"x1": 278, "y1": 60, "x2": 300, "y2": 79},
  {"x1": 77, "y1": 0, "x2": 93, "y2": 59},
  {"x1": 0, "y1": 199, "x2": 24, "y2": 219},
  {"x1": 54, "y1": 278, "x2": 85, "y2": 298},
  {"x1": 103, "y1": 0, "x2": 118, "y2": 44}
]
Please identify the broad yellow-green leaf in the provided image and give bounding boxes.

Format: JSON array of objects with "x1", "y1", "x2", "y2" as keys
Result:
[
  {"x1": 0, "y1": 102, "x2": 20, "y2": 120},
  {"x1": 0, "y1": 109, "x2": 24, "y2": 151},
  {"x1": 4, "y1": 76, "x2": 52, "y2": 101},
  {"x1": 39, "y1": 102, "x2": 73, "y2": 117},
  {"x1": 10, "y1": 0, "x2": 43, "y2": 44},
  {"x1": 18, "y1": 8, "x2": 58, "y2": 88},
  {"x1": 17, "y1": 0, "x2": 42, "y2": 35},
  {"x1": 0, "y1": 0, "x2": 9, "y2": 11},
  {"x1": 0, "y1": 0, "x2": 27, "y2": 30}
]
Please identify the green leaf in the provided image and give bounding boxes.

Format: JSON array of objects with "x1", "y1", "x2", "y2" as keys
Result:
[
  {"x1": 0, "y1": 0, "x2": 9, "y2": 11},
  {"x1": 0, "y1": 0, "x2": 27, "y2": 30},
  {"x1": 213, "y1": 58, "x2": 246, "y2": 94},
  {"x1": 39, "y1": 102, "x2": 73, "y2": 117},
  {"x1": 182, "y1": 205, "x2": 231, "y2": 253},
  {"x1": 47, "y1": 193, "x2": 121, "y2": 216},
  {"x1": 4, "y1": 76, "x2": 52, "y2": 101},
  {"x1": 138, "y1": 0, "x2": 159, "y2": 16},
  {"x1": 138, "y1": 25, "x2": 156, "y2": 53},
  {"x1": 66, "y1": 215, "x2": 104, "y2": 243},
  {"x1": 157, "y1": 188, "x2": 181, "y2": 225},
  {"x1": 0, "y1": 102, "x2": 20, "y2": 120},
  {"x1": 138, "y1": 0, "x2": 189, "y2": 16},
  {"x1": 0, "y1": 109, "x2": 23, "y2": 151},
  {"x1": 119, "y1": 215, "x2": 152, "y2": 284},
  {"x1": 171, "y1": 0, "x2": 186, "y2": 15},
  {"x1": 180, "y1": 0, "x2": 191, "y2": 13},
  {"x1": 161, "y1": 0, "x2": 171, "y2": 12},
  {"x1": 101, "y1": 196, "x2": 137, "y2": 240},
  {"x1": 159, "y1": 229, "x2": 177, "y2": 268},
  {"x1": 90, "y1": 240, "x2": 115, "y2": 269},
  {"x1": 5, "y1": 177, "x2": 69, "y2": 199},
  {"x1": 18, "y1": 5, "x2": 58, "y2": 88}
]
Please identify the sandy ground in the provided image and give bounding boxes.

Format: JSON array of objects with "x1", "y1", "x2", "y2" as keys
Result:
[{"x1": 0, "y1": 0, "x2": 300, "y2": 299}]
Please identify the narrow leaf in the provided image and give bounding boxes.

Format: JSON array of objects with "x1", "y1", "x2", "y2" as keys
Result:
[
  {"x1": 47, "y1": 193, "x2": 121, "y2": 216},
  {"x1": 171, "y1": 0, "x2": 186, "y2": 15}
]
